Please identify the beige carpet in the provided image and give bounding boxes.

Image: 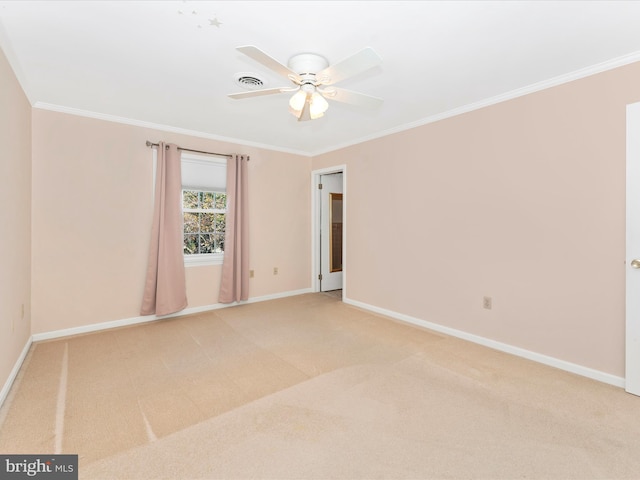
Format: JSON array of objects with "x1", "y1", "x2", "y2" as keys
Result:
[
  {"x1": 1, "y1": 293, "x2": 640, "y2": 479},
  {"x1": 322, "y1": 289, "x2": 343, "y2": 299}
]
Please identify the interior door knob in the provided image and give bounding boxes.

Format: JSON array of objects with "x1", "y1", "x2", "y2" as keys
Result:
[{"x1": 632, "y1": 259, "x2": 640, "y2": 269}]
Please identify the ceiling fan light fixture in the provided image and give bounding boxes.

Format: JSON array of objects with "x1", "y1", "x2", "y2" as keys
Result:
[
  {"x1": 288, "y1": 84, "x2": 329, "y2": 120},
  {"x1": 288, "y1": 89, "x2": 307, "y2": 113},
  {"x1": 309, "y1": 92, "x2": 329, "y2": 119}
]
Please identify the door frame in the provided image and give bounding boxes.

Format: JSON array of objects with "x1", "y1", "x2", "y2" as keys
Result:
[
  {"x1": 311, "y1": 165, "x2": 347, "y2": 295},
  {"x1": 626, "y1": 102, "x2": 640, "y2": 396}
]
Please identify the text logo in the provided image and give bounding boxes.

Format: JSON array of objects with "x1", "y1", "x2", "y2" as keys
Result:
[{"x1": 0, "y1": 455, "x2": 77, "y2": 480}]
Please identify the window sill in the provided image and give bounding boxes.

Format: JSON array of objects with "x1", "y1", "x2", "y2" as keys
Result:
[{"x1": 184, "y1": 253, "x2": 224, "y2": 267}]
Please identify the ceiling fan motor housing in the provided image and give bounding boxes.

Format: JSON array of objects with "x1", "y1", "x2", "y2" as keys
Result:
[{"x1": 287, "y1": 53, "x2": 329, "y2": 75}]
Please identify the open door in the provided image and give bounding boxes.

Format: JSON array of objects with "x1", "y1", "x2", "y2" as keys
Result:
[
  {"x1": 320, "y1": 173, "x2": 343, "y2": 292},
  {"x1": 626, "y1": 101, "x2": 640, "y2": 396}
]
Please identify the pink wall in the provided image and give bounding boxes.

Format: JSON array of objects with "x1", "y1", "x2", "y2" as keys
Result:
[
  {"x1": 0, "y1": 47, "x2": 31, "y2": 387},
  {"x1": 31, "y1": 110, "x2": 310, "y2": 334},
  {"x1": 5, "y1": 41, "x2": 640, "y2": 387},
  {"x1": 313, "y1": 62, "x2": 640, "y2": 378}
]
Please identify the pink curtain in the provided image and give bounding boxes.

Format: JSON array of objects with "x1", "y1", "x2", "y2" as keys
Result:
[
  {"x1": 140, "y1": 142, "x2": 188, "y2": 316},
  {"x1": 219, "y1": 154, "x2": 249, "y2": 303}
]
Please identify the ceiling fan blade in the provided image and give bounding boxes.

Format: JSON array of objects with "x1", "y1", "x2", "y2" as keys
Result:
[
  {"x1": 228, "y1": 88, "x2": 287, "y2": 100},
  {"x1": 321, "y1": 87, "x2": 383, "y2": 109},
  {"x1": 317, "y1": 47, "x2": 382, "y2": 85},
  {"x1": 236, "y1": 45, "x2": 300, "y2": 82}
]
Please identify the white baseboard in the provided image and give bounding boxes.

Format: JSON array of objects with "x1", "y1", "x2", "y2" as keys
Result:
[
  {"x1": 2, "y1": 289, "x2": 311, "y2": 410},
  {"x1": 245, "y1": 288, "x2": 313, "y2": 305},
  {"x1": 13, "y1": 288, "x2": 622, "y2": 412},
  {"x1": 343, "y1": 296, "x2": 626, "y2": 389},
  {"x1": 32, "y1": 288, "x2": 313, "y2": 343},
  {"x1": 0, "y1": 336, "x2": 32, "y2": 410}
]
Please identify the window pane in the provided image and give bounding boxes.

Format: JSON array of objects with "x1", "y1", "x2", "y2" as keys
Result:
[
  {"x1": 214, "y1": 213, "x2": 225, "y2": 234},
  {"x1": 200, "y1": 213, "x2": 214, "y2": 233},
  {"x1": 202, "y1": 192, "x2": 215, "y2": 209},
  {"x1": 184, "y1": 234, "x2": 198, "y2": 255},
  {"x1": 184, "y1": 212, "x2": 199, "y2": 233},
  {"x1": 183, "y1": 188, "x2": 227, "y2": 257},
  {"x1": 183, "y1": 190, "x2": 199, "y2": 209},
  {"x1": 199, "y1": 234, "x2": 214, "y2": 254},
  {"x1": 215, "y1": 193, "x2": 227, "y2": 209},
  {"x1": 213, "y1": 234, "x2": 225, "y2": 253}
]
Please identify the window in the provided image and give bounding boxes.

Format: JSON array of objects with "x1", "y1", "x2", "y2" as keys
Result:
[
  {"x1": 180, "y1": 153, "x2": 227, "y2": 266},
  {"x1": 183, "y1": 190, "x2": 226, "y2": 255}
]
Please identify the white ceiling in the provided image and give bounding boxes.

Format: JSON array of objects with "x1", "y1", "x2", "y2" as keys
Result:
[{"x1": 2, "y1": 1, "x2": 640, "y2": 156}]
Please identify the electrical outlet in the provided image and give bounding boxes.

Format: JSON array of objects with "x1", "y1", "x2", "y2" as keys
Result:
[
  {"x1": 483, "y1": 296, "x2": 492, "y2": 310},
  {"x1": 249, "y1": 270, "x2": 254, "y2": 278},
  {"x1": 273, "y1": 267, "x2": 278, "y2": 275}
]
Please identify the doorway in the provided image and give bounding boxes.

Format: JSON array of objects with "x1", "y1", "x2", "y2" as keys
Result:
[
  {"x1": 312, "y1": 166, "x2": 346, "y2": 296},
  {"x1": 626, "y1": 101, "x2": 640, "y2": 396}
]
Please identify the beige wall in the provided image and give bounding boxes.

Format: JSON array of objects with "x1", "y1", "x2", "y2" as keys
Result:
[
  {"x1": 313, "y1": 62, "x2": 640, "y2": 378},
  {"x1": 31, "y1": 110, "x2": 311, "y2": 334},
  {"x1": 0, "y1": 47, "x2": 31, "y2": 386}
]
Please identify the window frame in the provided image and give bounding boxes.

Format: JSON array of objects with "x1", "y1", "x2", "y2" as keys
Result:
[
  {"x1": 180, "y1": 152, "x2": 228, "y2": 267},
  {"x1": 182, "y1": 189, "x2": 227, "y2": 266}
]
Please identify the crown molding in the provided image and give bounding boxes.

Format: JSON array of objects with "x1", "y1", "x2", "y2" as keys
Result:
[
  {"x1": 32, "y1": 51, "x2": 640, "y2": 159},
  {"x1": 310, "y1": 51, "x2": 640, "y2": 157},
  {"x1": 32, "y1": 102, "x2": 313, "y2": 158}
]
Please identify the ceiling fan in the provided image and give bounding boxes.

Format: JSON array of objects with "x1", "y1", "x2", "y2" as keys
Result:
[{"x1": 228, "y1": 45, "x2": 383, "y2": 121}]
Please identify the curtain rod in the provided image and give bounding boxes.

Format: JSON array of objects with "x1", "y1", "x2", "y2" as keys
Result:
[{"x1": 146, "y1": 140, "x2": 234, "y2": 159}]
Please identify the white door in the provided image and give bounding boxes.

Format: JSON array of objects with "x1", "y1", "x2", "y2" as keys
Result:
[
  {"x1": 320, "y1": 173, "x2": 343, "y2": 292},
  {"x1": 626, "y1": 101, "x2": 640, "y2": 396}
]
